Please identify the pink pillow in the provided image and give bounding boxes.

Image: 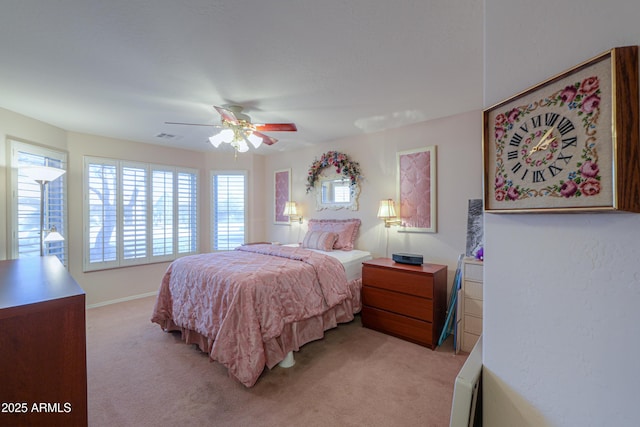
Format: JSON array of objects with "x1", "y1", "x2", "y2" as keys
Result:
[
  {"x1": 302, "y1": 231, "x2": 338, "y2": 252},
  {"x1": 307, "y1": 219, "x2": 361, "y2": 251}
]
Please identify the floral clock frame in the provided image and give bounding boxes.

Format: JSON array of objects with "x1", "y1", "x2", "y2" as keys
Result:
[{"x1": 483, "y1": 46, "x2": 640, "y2": 213}]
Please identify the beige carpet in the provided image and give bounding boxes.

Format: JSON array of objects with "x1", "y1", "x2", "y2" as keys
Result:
[{"x1": 87, "y1": 296, "x2": 467, "y2": 427}]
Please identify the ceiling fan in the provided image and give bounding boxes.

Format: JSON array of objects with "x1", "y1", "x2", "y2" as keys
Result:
[{"x1": 166, "y1": 105, "x2": 297, "y2": 153}]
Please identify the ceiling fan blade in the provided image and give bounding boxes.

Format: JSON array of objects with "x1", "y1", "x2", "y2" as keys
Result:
[
  {"x1": 254, "y1": 123, "x2": 297, "y2": 132},
  {"x1": 252, "y1": 131, "x2": 278, "y2": 145},
  {"x1": 214, "y1": 105, "x2": 239, "y2": 125},
  {"x1": 165, "y1": 121, "x2": 223, "y2": 128}
]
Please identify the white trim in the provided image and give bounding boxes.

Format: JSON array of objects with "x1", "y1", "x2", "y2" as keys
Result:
[{"x1": 86, "y1": 291, "x2": 158, "y2": 309}]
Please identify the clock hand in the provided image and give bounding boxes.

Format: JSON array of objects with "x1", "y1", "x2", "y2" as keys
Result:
[{"x1": 530, "y1": 127, "x2": 556, "y2": 153}]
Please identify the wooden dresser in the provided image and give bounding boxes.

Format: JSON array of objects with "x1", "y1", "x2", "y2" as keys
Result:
[
  {"x1": 361, "y1": 258, "x2": 447, "y2": 349},
  {"x1": 0, "y1": 256, "x2": 87, "y2": 427}
]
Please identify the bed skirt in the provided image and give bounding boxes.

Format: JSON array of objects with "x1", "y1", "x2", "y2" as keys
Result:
[{"x1": 154, "y1": 278, "x2": 362, "y2": 383}]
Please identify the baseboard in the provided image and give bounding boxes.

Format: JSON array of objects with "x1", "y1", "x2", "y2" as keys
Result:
[{"x1": 87, "y1": 291, "x2": 158, "y2": 309}]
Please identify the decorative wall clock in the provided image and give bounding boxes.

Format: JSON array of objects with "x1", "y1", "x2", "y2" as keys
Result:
[{"x1": 483, "y1": 46, "x2": 640, "y2": 213}]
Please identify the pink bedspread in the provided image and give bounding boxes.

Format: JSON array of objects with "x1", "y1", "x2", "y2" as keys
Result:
[{"x1": 151, "y1": 244, "x2": 360, "y2": 387}]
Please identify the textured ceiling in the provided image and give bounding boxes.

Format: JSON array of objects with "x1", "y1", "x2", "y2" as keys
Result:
[{"x1": 0, "y1": 1, "x2": 483, "y2": 153}]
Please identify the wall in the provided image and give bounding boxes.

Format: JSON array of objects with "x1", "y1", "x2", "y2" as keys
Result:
[
  {"x1": 1, "y1": 108, "x2": 266, "y2": 306},
  {"x1": 2, "y1": 106, "x2": 482, "y2": 305},
  {"x1": 265, "y1": 109, "x2": 483, "y2": 290},
  {"x1": 484, "y1": 1, "x2": 640, "y2": 425}
]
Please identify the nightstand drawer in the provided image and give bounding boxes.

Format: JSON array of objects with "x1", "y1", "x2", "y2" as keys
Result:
[
  {"x1": 362, "y1": 286, "x2": 433, "y2": 321},
  {"x1": 362, "y1": 266, "x2": 433, "y2": 298},
  {"x1": 362, "y1": 306, "x2": 433, "y2": 347}
]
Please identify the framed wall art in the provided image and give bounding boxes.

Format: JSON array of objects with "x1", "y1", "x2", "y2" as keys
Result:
[
  {"x1": 397, "y1": 145, "x2": 437, "y2": 233},
  {"x1": 484, "y1": 45, "x2": 640, "y2": 213},
  {"x1": 274, "y1": 168, "x2": 291, "y2": 224}
]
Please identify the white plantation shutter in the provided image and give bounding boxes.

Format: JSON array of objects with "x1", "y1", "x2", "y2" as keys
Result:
[
  {"x1": 152, "y1": 169, "x2": 173, "y2": 257},
  {"x1": 212, "y1": 171, "x2": 247, "y2": 251},
  {"x1": 121, "y1": 164, "x2": 147, "y2": 264},
  {"x1": 11, "y1": 141, "x2": 67, "y2": 266},
  {"x1": 84, "y1": 157, "x2": 198, "y2": 271},
  {"x1": 177, "y1": 171, "x2": 197, "y2": 254},
  {"x1": 86, "y1": 160, "x2": 118, "y2": 268}
]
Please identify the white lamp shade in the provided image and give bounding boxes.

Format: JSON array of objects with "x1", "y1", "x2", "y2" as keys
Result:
[
  {"x1": 209, "y1": 129, "x2": 234, "y2": 147},
  {"x1": 22, "y1": 166, "x2": 66, "y2": 183},
  {"x1": 44, "y1": 230, "x2": 65, "y2": 242},
  {"x1": 283, "y1": 201, "x2": 298, "y2": 216},
  {"x1": 247, "y1": 132, "x2": 263, "y2": 148},
  {"x1": 235, "y1": 139, "x2": 249, "y2": 153},
  {"x1": 377, "y1": 199, "x2": 397, "y2": 218}
]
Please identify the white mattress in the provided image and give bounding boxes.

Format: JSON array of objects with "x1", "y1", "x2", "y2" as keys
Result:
[
  {"x1": 311, "y1": 248, "x2": 372, "y2": 281},
  {"x1": 283, "y1": 244, "x2": 372, "y2": 281}
]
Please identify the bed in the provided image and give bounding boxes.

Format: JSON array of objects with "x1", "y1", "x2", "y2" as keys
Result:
[{"x1": 151, "y1": 219, "x2": 371, "y2": 387}]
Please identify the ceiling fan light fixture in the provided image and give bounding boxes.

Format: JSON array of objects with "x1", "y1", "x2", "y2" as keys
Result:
[
  {"x1": 233, "y1": 139, "x2": 250, "y2": 153},
  {"x1": 209, "y1": 128, "x2": 234, "y2": 147},
  {"x1": 247, "y1": 132, "x2": 263, "y2": 148},
  {"x1": 170, "y1": 105, "x2": 296, "y2": 154}
]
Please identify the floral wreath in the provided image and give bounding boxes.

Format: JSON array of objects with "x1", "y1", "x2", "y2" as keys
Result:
[
  {"x1": 306, "y1": 151, "x2": 362, "y2": 193},
  {"x1": 493, "y1": 75, "x2": 601, "y2": 202}
]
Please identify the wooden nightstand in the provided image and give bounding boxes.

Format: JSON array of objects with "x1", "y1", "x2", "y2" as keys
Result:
[{"x1": 361, "y1": 258, "x2": 447, "y2": 349}]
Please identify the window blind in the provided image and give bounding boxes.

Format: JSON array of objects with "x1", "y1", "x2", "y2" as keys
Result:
[
  {"x1": 87, "y1": 162, "x2": 118, "y2": 266},
  {"x1": 84, "y1": 157, "x2": 198, "y2": 271},
  {"x1": 177, "y1": 171, "x2": 197, "y2": 254},
  {"x1": 212, "y1": 172, "x2": 246, "y2": 251},
  {"x1": 152, "y1": 169, "x2": 173, "y2": 257},
  {"x1": 122, "y1": 165, "x2": 147, "y2": 263}
]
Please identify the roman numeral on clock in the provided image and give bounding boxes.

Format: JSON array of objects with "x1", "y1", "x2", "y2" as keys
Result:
[
  {"x1": 509, "y1": 132, "x2": 523, "y2": 147},
  {"x1": 531, "y1": 115, "x2": 541, "y2": 128},
  {"x1": 558, "y1": 117, "x2": 575, "y2": 135},
  {"x1": 548, "y1": 164, "x2": 563, "y2": 177},
  {"x1": 507, "y1": 150, "x2": 518, "y2": 160},
  {"x1": 511, "y1": 162, "x2": 529, "y2": 180},
  {"x1": 545, "y1": 113, "x2": 560, "y2": 127},
  {"x1": 557, "y1": 152, "x2": 573, "y2": 164},
  {"x1": 511, "y1": 161, "x2": 523, "y2": 174},
  {"x1": 533, "y1": 170, "x2": 546, "y2": 182},
  {"x1": 562, "y1": 136, "x2": 577, "y2": 149}
]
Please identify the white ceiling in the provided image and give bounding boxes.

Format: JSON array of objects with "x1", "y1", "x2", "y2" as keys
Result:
[{"x1": 0, "y1": 1, "x2": 484, "y2": 153}]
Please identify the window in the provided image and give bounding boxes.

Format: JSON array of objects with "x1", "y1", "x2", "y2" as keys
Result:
[
  {"x1": 212, "y1": 171, "x2": 247, "y2": 251},
  {"x1": 84, "y1": 156, "x2": 198, "y2": 271},
  {"x1": 10, "y1": 141, "x2": 67, "y2": 266},
  {"x1": 333, "y1": 182, "x2": 351, "y2": 203}
]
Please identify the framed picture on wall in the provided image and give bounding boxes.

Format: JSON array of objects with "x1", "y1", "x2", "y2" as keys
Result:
[
  {"x1": 274, "y1": 168, "x2": 291, "y2": 225},
  {"x1": 397, "y1": 146, "x2": 437, "y2": 233}
]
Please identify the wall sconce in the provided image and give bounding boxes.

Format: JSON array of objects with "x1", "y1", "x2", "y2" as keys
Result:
[
  {"x1": 283, "y1": 201, "x2": 303, "y2": 224},
  {"x1": 22, "y1": 165, "x2": 66, "y2": 256},
  {"x1": 377, "y1": 199, "x2": 402, "y2": 227}
]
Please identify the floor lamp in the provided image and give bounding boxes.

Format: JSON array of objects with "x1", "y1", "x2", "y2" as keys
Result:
[{"x1": 22, "y1": 166, "x2": 66, "y2": 256}]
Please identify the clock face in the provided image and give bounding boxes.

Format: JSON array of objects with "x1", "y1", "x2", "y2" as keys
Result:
[
  {"x1": 484, "y1": 54, "x2": 615, "y2": 211},
  {"x1": 503, "y1": 112, "x2": 579, "y2": 188}
]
